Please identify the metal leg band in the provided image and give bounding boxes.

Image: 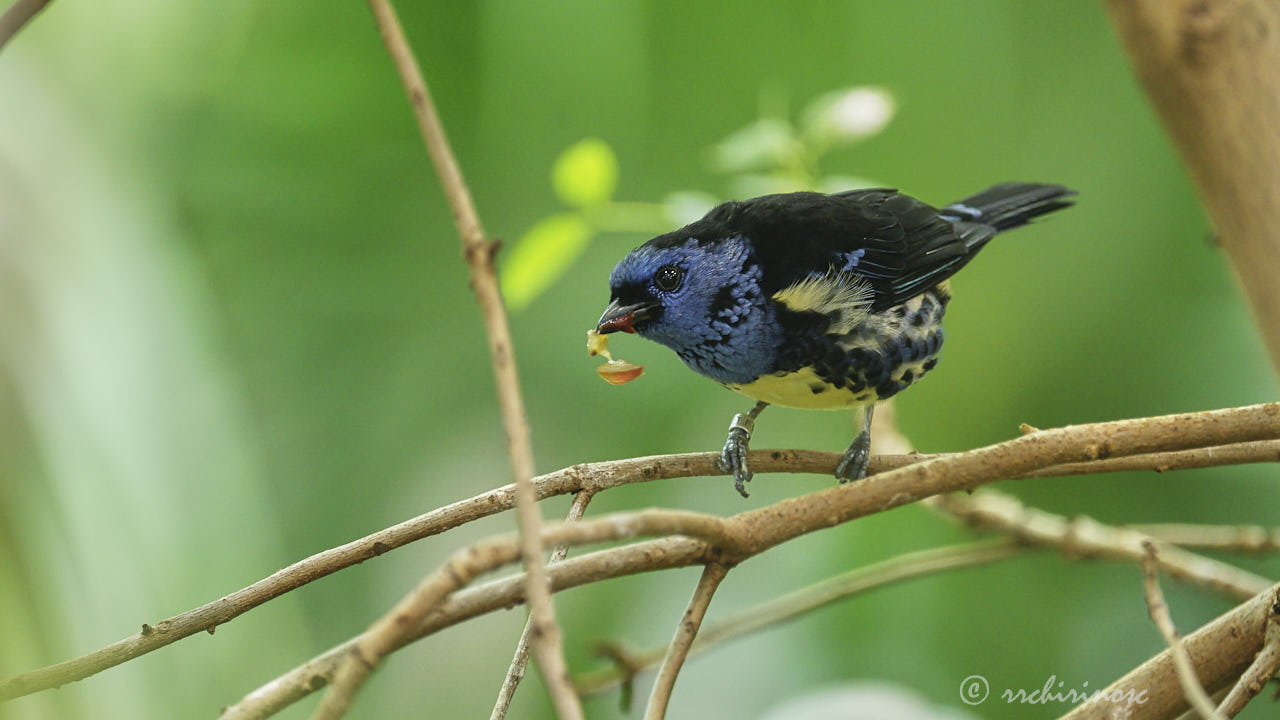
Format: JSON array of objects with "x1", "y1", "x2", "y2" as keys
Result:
[{"x1": 728, "y1": 413, "x2": 755, "y2": 437}]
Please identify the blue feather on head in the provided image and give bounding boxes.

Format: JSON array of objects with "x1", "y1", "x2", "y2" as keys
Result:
[{"x1": 602, "y1": 236, "x2": 782, "y2": 385}]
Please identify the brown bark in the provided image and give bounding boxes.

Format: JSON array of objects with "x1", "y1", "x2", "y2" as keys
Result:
[{"x1": 1106, "y1": 0, "x2": 1280, "y2": 374}]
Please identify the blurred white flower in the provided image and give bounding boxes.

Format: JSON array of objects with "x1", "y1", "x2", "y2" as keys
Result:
[
  {"x1": 802, "y1": 86, "x2": 896, "y2": 144},
  {"x1": 831, "y1": 87, "x2": 895, "y2": 135},
  {"x1": 758, "y1": 682, "x2": 978, "y2": 720}
]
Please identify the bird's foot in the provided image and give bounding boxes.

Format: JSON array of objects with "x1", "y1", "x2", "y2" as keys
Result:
[
  {"x1": 834, "y1": 430, "x2": 871, "y2": 483},
  {"x1": 717, "y1": 413, "x2": 756, "y2": 498}
]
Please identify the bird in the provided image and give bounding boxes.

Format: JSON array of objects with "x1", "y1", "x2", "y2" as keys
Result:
[{"x1": 594, "y1": 182, "x2": 1075, "y2": 497}]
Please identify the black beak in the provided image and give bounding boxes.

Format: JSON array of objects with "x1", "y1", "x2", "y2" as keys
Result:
[{"x1": 595, "y1": 299, "x2": 654, "y2": 335}]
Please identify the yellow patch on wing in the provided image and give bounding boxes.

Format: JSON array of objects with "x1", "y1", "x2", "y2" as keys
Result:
[
  {"x1": 771, "y1": 272, "x2": 872, "y2": 334},
  {"x1": 726, "y1": 367, "x2": 873, "y2": 410}
]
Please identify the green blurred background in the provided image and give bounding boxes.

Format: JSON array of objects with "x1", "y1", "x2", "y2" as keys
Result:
[{"x1": 2, "y1": 1, "x2": 1277, "y2": 718}]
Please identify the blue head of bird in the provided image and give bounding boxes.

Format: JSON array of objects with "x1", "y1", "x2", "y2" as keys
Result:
[{"x1": 595, "y1": 235, "x2": 782, "y2": 385}]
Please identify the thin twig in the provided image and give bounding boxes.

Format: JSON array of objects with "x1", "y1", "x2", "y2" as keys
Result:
[
  {"x1": 1215, "y1": 590, "x2": 1280, "y2": 717},
  {"x1": 1140, "y1": 542, "x2": 1228, "y2": 720},
  {"x1": 575, "y1": 539, "x2": 1024, "y2": 696},
  {"x1": 310, "y1": 510, "x2": 734, "y2": 720},
  {"x1": 6, "y1": 432, "x2": 1279, "y2": 702},
  {"x1": 1066, "y1": 579, "x2": 1280, "y2": 719},
  {"x1": 220, "y1": 515, "x2": 1260, "y2": 720},
  {"x1": 574, "y1": 509, "x2": 1280, "y2": 698},
  {"x1": 1174, "y1": 690, "x2": 1231, "y2": 720},
  {"x1": 491, "y1": 491, "x2": 594, "y2": 720},
  {"x1": 643, "y1": 563, "x2": 730, "y2": 720},
  {"x1": 1019, "y1": 438, "x2": 1280, "y2": 477},
  {"x1": 0, "y1": 0, "x2": 52, "y2": 52},
  {"x1": 361, "y1": 0, "x2": 577, "y2": 717},
  {"x1": 931, "y1": 493, "x2": 1269, "y2": 601},
  {"x1": 222, "y1": 402, "x2": 1280, "y2": 719},
  {"x1": 0, "y1": 449, "x2": 877, "y2": 701},
  {"x1": 1130, "y1": 524, "x2": 1280, "y2": 553},
  {"x1": 220, "y1": 537, "x2": 713, "y2": 720}
]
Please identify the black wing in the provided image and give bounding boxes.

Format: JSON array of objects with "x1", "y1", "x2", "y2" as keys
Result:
[{"x1": 671, "y1": 189, "x2": 991, "y2": 311}]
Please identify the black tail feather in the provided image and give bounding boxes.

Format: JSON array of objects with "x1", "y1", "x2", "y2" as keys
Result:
[{"x1": 942, "y1": 182, "x2": 1075, "y2": 233}]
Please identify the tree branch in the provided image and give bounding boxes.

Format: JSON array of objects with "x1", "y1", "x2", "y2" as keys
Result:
[
  {"x1": 1140, "y1": 542, "x2": 1228, "y2": 720},
  {"x1": 1129, "y1": 523, "x2": 1280, "y2": 553},
  {"x1": 362, "y1": 0, "x2": 577, "y2": 716},
  {"x1": 729, "y1": 403, "x2": 1279, "y2": 556},
  {"x1": 1019, "y1": 439, "x2": 1280, "y2": 477},
  {"x1": 221, "y1": 402, "x2": 1280, "y2": 718},
  {"x1": 0, "y1": 450, "x2": 858, "y2": 702},
  {"x1": 6, "y1": 431, "x2": 1278, "y2": 702},
  {"x1": 0, "y1": 0, "x2": 52, "y2": 52},
  {"x1": 576, "y1": 507, "x2": 1280, "y2": 698},
  {"x1": 574, "y1": 539, "x2": 1025, "y2": 697},
  {"x1": 219, "y1": 537, "x2": 713, "y2": 720},
  {"x1": 1065, "y1": 577, "x2": 1280, "y2": 719},
  {"x1": 1104, "y1": 0, "x2": 1280, "y2": 374},
  {"x1": 309, "y1": 510, "x2": 736, "y2": 719},
  {"x1": 491, "y1": 490, "x2": 594, "y2": 720},
  {"x1": 1215, "y1": 589, "x2": 1280, "y2": 717},
  {"x1": 931, "y1": 492, "x2": 1270, "y2": 601},
  {"x1": 643, "y1": 563, "x2": 730, "y2": 720}
]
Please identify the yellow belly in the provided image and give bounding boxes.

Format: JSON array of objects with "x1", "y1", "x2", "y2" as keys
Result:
[{"x1": 725, "y1": 367, "x2": 871, "y2": 409}]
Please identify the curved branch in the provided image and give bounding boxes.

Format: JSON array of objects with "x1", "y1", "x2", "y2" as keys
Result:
[
  {"x1": 312, "y1": 510, "x2": 735, "y2": 718},
  {"x1": 726, "y1": 403, "x2": 1279, "y2": 556},
  {"x1": 6, "y1": 433, "x2": 1279, "y2": 702},
  {"x1": 575, "y1": 509, "x2": 1280, "y2": 698},
  {"x1": 228, "y1": 402, "x2": 1280, "y2": 719},
  {"x1": 220, "y1": 537, "x2": 712, "y2": 720},
  {"x1": 1139, "y1": 542, "x2": 1228, "y2": 720},
  {"x1": 0, "y1": 0, "x2": 52, "y2": 52},
  {"x1": 491, "y1": 490, "x2": 594, "y2": 720},
  {"x1": 931, "y1": 493, "x2": 1269, "y2": 600},
  {"x1": 1105, "y1": 0, "x2": 1280, "y2": 373},
  {"x1": 1127, "y1": 523, "x2": 1280, "y2": 553},
  {"x1": 0, "y1": 449, "x2": 843, "y2": 701},
  {"x1": 1064, "y1": 584, "x2": 1280, "y2": 719},
  {"x1": 643, "y1": 563, "x2": 730, "y2": 719},
  {"x1": 1216, "y1": 592, "x2": 1280, "y2": 716},
  {"x1": 574, "y1": 539, "x2": 1025, "y2": 697},
  {"x1": 362, "y1": 0, "x2": 578, "y2": 716}
]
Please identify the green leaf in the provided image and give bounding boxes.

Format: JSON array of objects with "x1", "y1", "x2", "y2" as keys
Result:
[
  {"x1": 552, "y1": 138, "x2": 619, "y2": 208},
  {"x1": 708, "y1": 118, "x2": 798, "y2": 173},
  {"x1": 501, "y1": 213, "x2": 593, "y2": 310}
]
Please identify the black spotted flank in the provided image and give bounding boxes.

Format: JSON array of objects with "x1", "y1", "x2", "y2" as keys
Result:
[{"x1": 809, "y1": 383, "x2": 826, "y2": 394}]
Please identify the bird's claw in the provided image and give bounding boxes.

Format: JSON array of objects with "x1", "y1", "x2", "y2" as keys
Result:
[
  {"x1": 718, "y1": 413, "x2": 756, "y2": 498},
  {"x1": 835, "y1": 430, "x2": 871, "y2": 483}
]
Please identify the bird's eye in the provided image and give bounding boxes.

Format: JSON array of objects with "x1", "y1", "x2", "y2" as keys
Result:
[{"x1": 654, "y1": 265, "x2": 683, "y2": 291}]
